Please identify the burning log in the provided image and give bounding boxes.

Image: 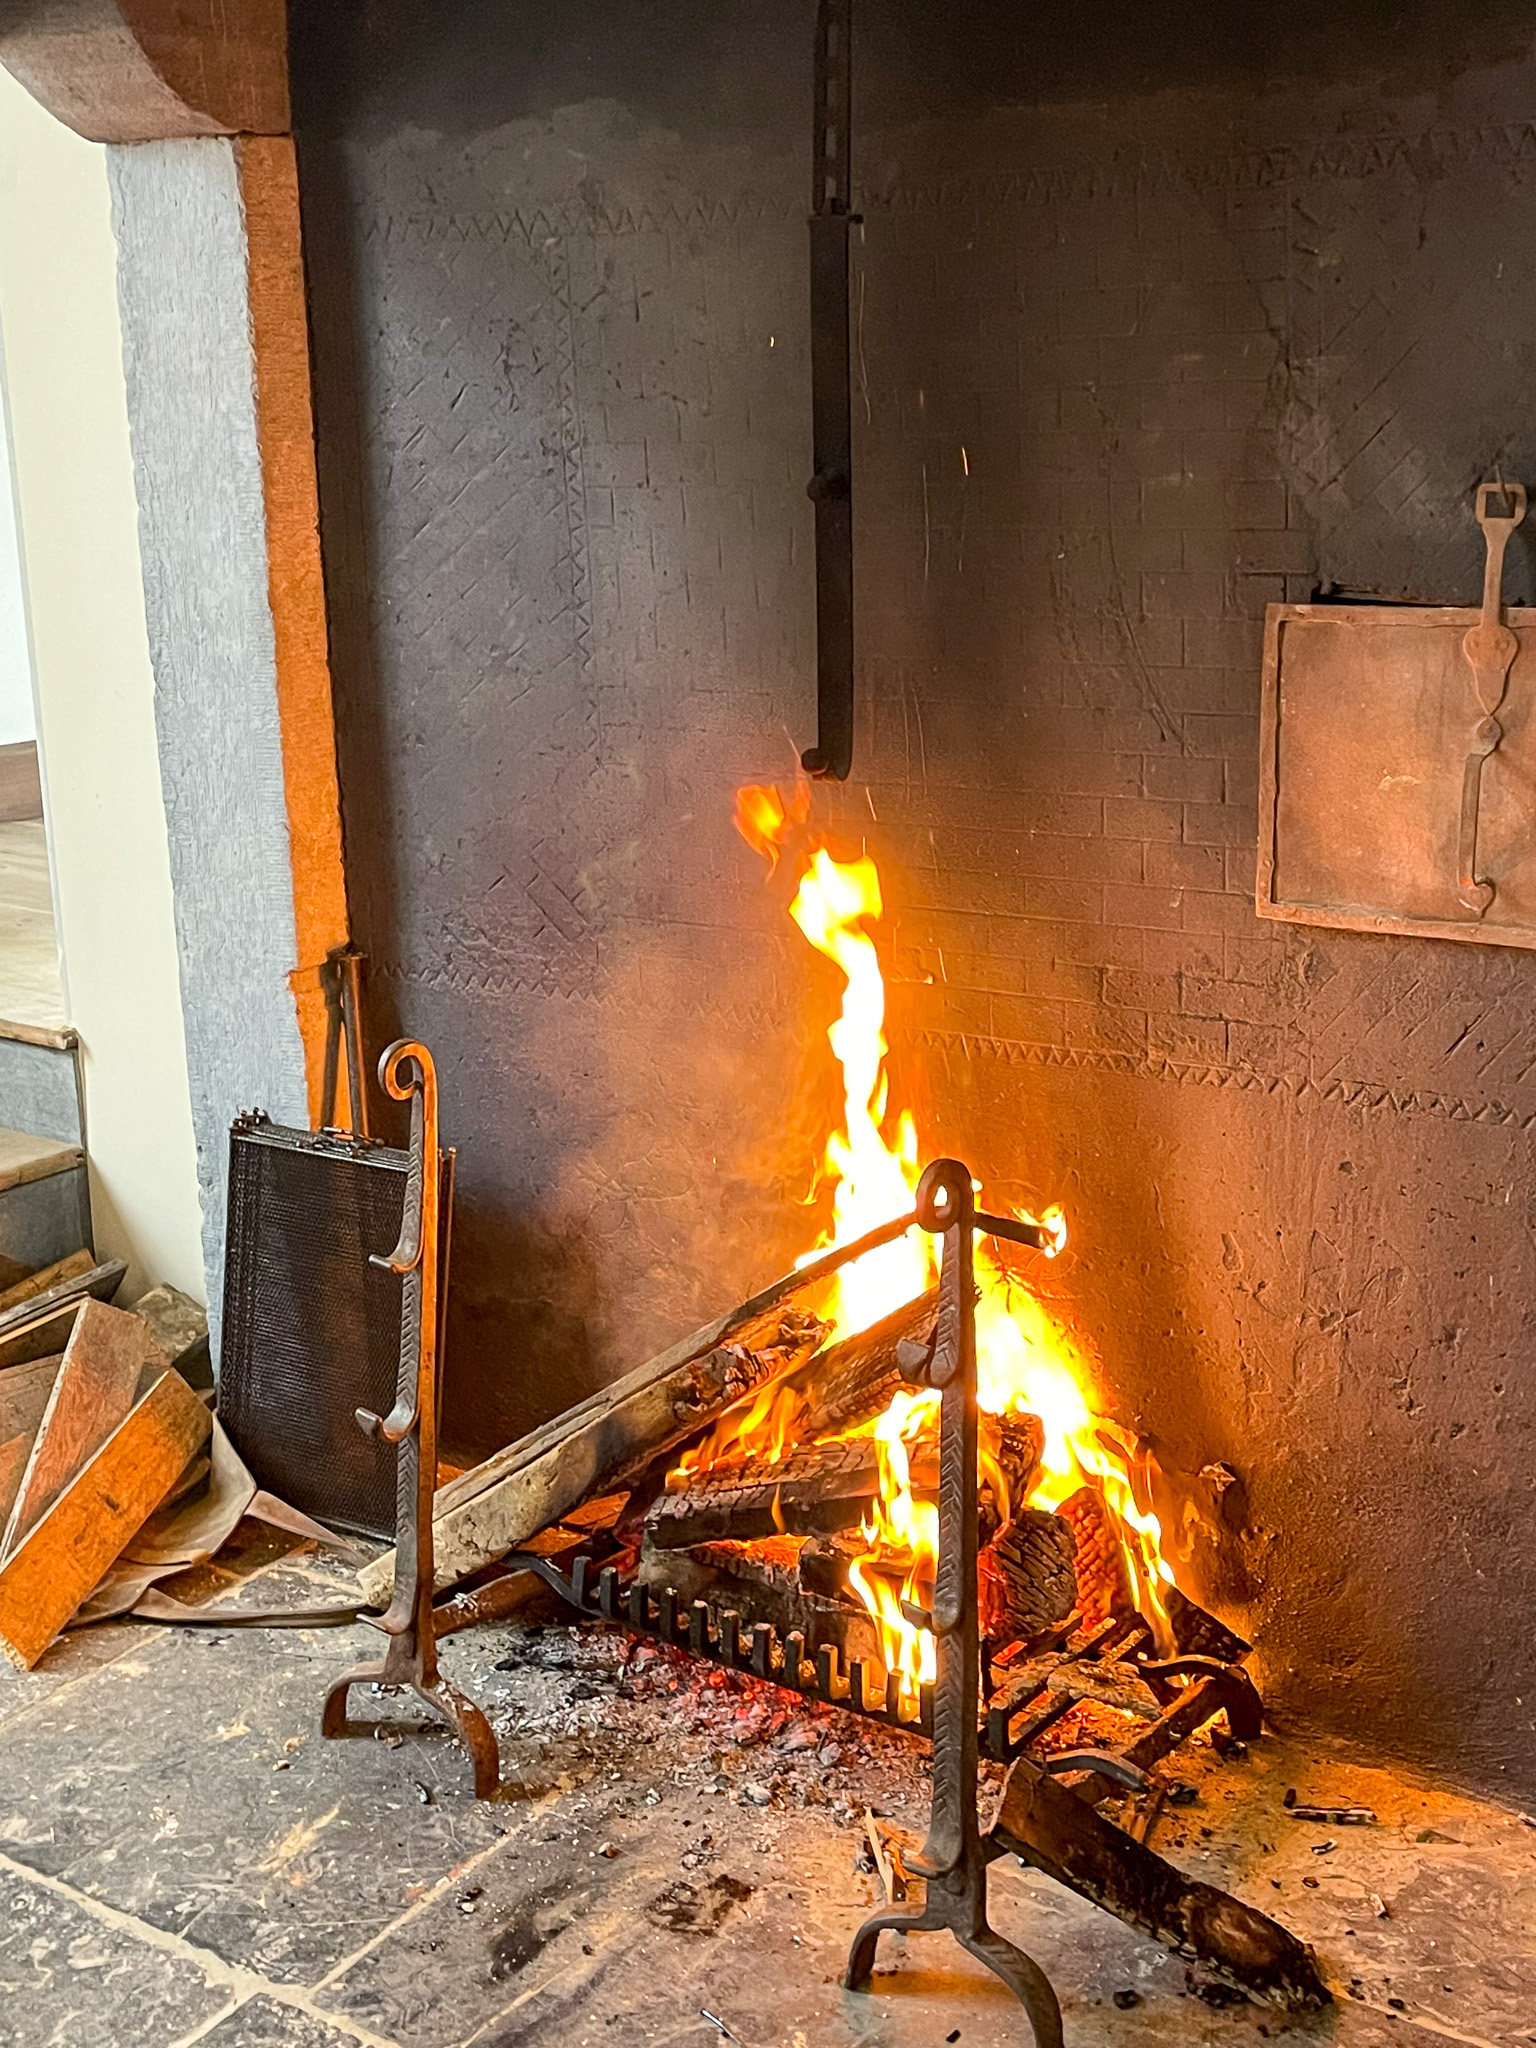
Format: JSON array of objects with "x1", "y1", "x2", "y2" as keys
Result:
[
  {"x1": 793, "y1": 1288, "x2": 939, "y2": 1437},
  {"x1": 978, "y1": 1507, "x2": 1078, "y2": 1647},
  {"x1": 1055, "y1": 1483, "x2": 1136, "y2": 1624},
  {"x1": 979, "y1": 1410, "x2": 1045, "y2": 1535},
  {"x1": 646, "y1": 1434, "x2": 936, "y2": 1551},
  {"x1": 1163, "y1": 1583, "x2": 1251, "y2": 1665},
  {"x1": 358, "y1": 1301, "x2": 829, "y2": 1603},
  {"x1": 797, "y1": 1529, "x2": 866, "y2": 1602}
]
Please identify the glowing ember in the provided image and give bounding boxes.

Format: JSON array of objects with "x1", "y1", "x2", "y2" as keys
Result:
[{"x1": 714, "y1": 782, "x2": 1177, "y2": 1693}]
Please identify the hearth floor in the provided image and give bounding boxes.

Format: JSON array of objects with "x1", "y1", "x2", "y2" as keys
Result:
[{"x1": 1, "y1": 1542, "x2": 1532, "y2": 2048}]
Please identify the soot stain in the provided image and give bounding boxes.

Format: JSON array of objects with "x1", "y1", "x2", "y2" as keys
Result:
[{"x1": 645, "y1": 1872, "x2": 755, "y2": 1938}]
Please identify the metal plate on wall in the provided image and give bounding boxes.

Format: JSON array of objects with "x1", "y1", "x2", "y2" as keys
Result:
[{"x1": 1257, "y1": 602, "x2": 1536, "y2": 949}]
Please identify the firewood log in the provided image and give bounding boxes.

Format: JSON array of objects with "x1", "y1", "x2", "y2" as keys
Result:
[
  {"x1": 795, "y1": 1288, "x2": 939, "y2": 1436},
  {"x1": 978, "y1": 1507, "x2": 1079, "y2": 1647},
  {"x1": 1163, "y1": 1584, "x2": 1251, "y2": 1664},
  {"x1": 646, "y1": 1432, "x2": 938, "y2": 1550},
  {"x1": 978, "y1": 1410, "x2": 1045, "y2": 1536},
  {"x1": 357, "y1": 1301, "x2": 829, "y2": 1603},
  {"x1": 1055, "y1": 1483, "x2": 1136, "y2": 1624}
]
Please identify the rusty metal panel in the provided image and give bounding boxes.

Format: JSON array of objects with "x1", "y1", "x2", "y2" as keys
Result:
[{"x1": 1258, "y1": 600, "x2": 1536, "y2": 949}]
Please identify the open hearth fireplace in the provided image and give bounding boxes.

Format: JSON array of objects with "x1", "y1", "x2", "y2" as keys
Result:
[{"x1": 335, "y1": 786, "x2": 1331, "y2": 2044}]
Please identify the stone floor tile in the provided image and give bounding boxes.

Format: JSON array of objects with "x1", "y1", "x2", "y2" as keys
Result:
[{"x1": 0, "y1": 1864, "x2": 230, "y2": 2048}]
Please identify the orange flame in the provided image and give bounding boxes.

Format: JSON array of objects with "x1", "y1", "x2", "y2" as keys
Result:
[
  {"x1": 787, "y1": 848, "x2": 934, "y2": 1335},
  {"x1": 727, "y1": 783, "x2": 1176, "y2": 1694},
  {"x1": 734, "y1": 779, "x2": 810, "y2": 872}
]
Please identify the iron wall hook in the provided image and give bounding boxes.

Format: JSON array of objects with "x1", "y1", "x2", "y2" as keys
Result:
[{"x1": 801, "y1": 0, "x2": 856, "y2": 780}]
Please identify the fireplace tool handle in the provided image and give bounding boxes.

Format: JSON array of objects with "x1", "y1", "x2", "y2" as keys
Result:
[
  {"x1": 1457, "y1": 479, "x2": 1527, "y2": 916},
  {"x1": 319, "y1": 943, "x2": 371, "y2": 1137},
  {"x1": 844, "y1": 1158, "x2": 1064, "y2": 2048},
  {"x1": 321, "y1": 1040, "x2": 500, "y2": 1799}
]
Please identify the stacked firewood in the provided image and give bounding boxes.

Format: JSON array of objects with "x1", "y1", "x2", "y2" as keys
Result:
[{"x1": 0, "y1": 1280, "x2": 211, "y2": 1668}]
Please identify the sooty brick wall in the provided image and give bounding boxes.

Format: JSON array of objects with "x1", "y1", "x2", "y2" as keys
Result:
[{"x1": 293, "y1": 0, "x2": 1536, "y2": 1795}]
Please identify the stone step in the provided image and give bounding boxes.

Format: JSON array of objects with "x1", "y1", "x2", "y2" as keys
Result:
[
  {"x1": 0, "y1": 1019, "x2": 80, "y2": 1147},
  {"x1": 0, "y1": 1126, "x2": 91, "y2": 1292}
]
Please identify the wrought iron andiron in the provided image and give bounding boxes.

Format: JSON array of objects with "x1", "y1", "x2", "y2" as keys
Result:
[
  {"x1": 321, "y1": 1041, "x2": 500, "y2": 1798},
  {"x1": 843, "y1": 1158, "x2": 1064, "y2": 2048}
]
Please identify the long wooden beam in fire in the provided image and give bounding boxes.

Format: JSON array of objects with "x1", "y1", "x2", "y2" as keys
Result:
[{"x1": 357, "y1": 1210, "x2": 920, "y2": 1604}]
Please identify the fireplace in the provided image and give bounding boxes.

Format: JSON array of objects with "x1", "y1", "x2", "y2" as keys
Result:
[
  {"x1": 357, "y1": 790, "x2": 1332, "y2": 2035},
  {"x1": 292, "y1": 0, "x2": 1536, "y2": 1961}
]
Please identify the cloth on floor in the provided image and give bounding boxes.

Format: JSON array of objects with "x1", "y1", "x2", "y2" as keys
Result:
[{"x1": 70, "y1": 1417, "x2": 362, "y2": 1626}]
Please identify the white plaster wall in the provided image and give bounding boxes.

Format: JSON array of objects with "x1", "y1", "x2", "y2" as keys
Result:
[
  {"x1": 0, "y1": 67, "x2": 204, "y2": 1301},
  {"x1": 0, "y1": 384, "x2": 32, "y2": 745}
]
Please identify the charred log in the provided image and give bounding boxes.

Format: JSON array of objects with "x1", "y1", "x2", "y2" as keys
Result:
[
  {"x1": 791, "y1": 1288, "x2": 940, "y2": 1438},
  {"x1": 992, "y1": 1755, "x2": 1329, "y2": 2009},
  {"x1": 797, "y1": 1529, "x2": 867, "y2": 1603},
  {"x1": 978, "y1": 1410, "x2": 1046, "y2": 1539},
  {"x1": 359, "y1": 1302, "x2": 830, "y2": 1602},
  {"x1": 646, "y1": 1434, "x2": 937, "y2": 1551},
  {"x1": 978, "y1": 1507, "x2": 1078, "y2": 1647},
  {"x1": 1055, "y1": 1484, "x2": 1136, "y2": 1624},
  {"x1": 1163, "y1": 1584, "x2": 1251, "y2": 1664}
]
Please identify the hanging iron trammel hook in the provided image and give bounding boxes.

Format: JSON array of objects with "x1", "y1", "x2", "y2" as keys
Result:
[{"x1": 801, "y1": 0, "x2": 858, "y2": 781}]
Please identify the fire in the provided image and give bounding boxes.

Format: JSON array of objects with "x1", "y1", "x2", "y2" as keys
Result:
[
  {"x1": 847, "y1": 1387, "x2": 941, "y2": 1695},
  {"x1": 723, "y1": 782, "x2": 1176, "y2": 1694},
  {"x1": 787, "y1": 847, "x2": 934, "y2": 1335}
]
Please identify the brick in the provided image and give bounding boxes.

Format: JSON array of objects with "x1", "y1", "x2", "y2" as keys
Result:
[
  {"x1": 1179, "y1": 889, "x2": 1258, "y2": 936},
  {"x1": 1022, "y1": 955, "x2": 1103, "y2": 1003},
  {"x1": 1148, "y1": 1014, "x2": 1230, "y2": 1061},
  {"x1": 1141, "y1": 754, "x2": 1225, "y2": 803},
  {"x1": 1061, "y1": 923, "x2": 1147, "y2": 970},
  {"x1": 1184, "y1": 713, "x2": 1258, "y2": 758},
  {"x1": 1142, "y1": 474, "x2": 1227, "y2": 529},
  {"x1": 1069, "y1": 837, "x2": 1145, "y2": 884},
  {"x1": 1227, "y1": 1021, "x2": 1304, "y2": 1073},
  {"x1": 1145, "y1": 841, "x2": 1226, "y2": 890},
  {"x1": 1233, "y1": 572, "x2": 1288, "y2": 612},
  {"x1": 1023, "y1": 878, "x2": 1106, "y2": 924},
  {"x1": 1034, "y1": 754, "x2": 1145, "y2": 799},
  {"x1": 1233, "y1": 529, "x2": 1315, "y2": 575},
  {"x1": 1224, "y1": 756, "x2": 1260, "y2": 810},
  {"x1": 1063, "y1": 1002, "x2": 1148, "y2": 1056},
  {"x1": 1098, "y1": 525, "x2": 1183, "y2": 573},
  {"x1": 1124, "y1": 616, "x2": 1184, "y2": 666},
  {"x1": 909, "y1": 984, "x2": 992, "y2": 1037},
  {"x1": 1103, "y1": 796, "x2": 1182, "y2": 842},
  {"x1": 1181, "y1": 428, "x2": 1252, "y2": 474},
  {"x1": 1183, "y1": 802, "x2": 1255, "y2": 848},
  {"x1": 1224, "y1": 845, "x2": 1258, "y2": 894},
  {"x1": 1157, "y1": 671, "x2": 1252, "y2": 715},
  {"x1": 1015, "y1": 794, "x2": 1106, "y2": 837},
  {"x1": 1142, "y1": 930, "x2": 1222, "y2": 978},
  {"x1": 1224, "y1": 934, "x2": 1290, "y2": 983},
  {"x1": 1103, "y1": 969, "x2": 1181, "y2": 1012},
  {"x1": 989, "y1": 995, "x2": 1068, "y2": 1043},
  {"x1": 1103, "y1": 882, "x2": 1186, "y2": 930},
  {"x1": 914, "y1": 948, "x2": 1029, "y2": 998},
  {"x1": 1141, "y1": 570, "x2": 1227, "y2": 618},
  {"x1": 1205, "y1": 977, "x2": 1301, "y2": 1027},
  {"x1": 1184, "y1": 617, "x2": 1264, "y2": 667}
]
